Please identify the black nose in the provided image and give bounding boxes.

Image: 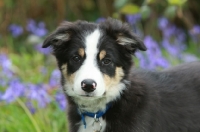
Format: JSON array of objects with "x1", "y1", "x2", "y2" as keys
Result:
[{"x1": 81, "y1": 79, "x2": 97, "y2": 92}]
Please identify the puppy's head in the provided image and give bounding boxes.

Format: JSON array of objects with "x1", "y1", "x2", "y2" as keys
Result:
[{"x1": 43, "y1": 18, "x2": 146, "y2": 111}]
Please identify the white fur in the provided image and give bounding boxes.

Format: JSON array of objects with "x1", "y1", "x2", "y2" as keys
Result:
[
  {"x1": 78, "y1": 117, "x2": 106, "y2": 132},
  {"x1": 55, "y1": 33, "x2": 70, "y2": 41},
  {"x1": 73, "y1": 29, "x2": 105, "y2": 97},
  {"x1": 117, "y1": 35, "x2": 136, "y2": 45}
]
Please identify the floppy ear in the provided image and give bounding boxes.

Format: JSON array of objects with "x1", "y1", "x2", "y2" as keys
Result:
[
  {"x1": 42, "y1": 21, "x2": 73, "y2": 48},
  {"x1": 116, "y1": 32, "x2": 147, "y2": 53},
  {"x1": 100, "y1": 18, "x2": 147, "y2": 54}
]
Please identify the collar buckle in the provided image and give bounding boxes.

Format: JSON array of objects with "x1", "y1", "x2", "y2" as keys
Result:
[{"x1": 92, "y1": 114, "x2": 102, "y2": 132}]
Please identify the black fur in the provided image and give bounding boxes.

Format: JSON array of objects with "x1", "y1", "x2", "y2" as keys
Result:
[
  {"x1": 104, "y1": 62, "x2": 200, "y2": 132},
  {"x1": 43, "y1": 19, "x2": 200, "y2": 132}
]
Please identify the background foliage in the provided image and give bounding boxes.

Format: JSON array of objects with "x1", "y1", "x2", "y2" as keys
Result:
[{"x1": 0, "y1": 0, "x2": 200, "y2": 132}]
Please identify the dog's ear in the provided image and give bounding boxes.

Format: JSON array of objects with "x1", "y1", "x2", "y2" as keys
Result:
[
  {"x1": 42, "y1": 21, "x2": 73, "y2": 48},
  {"x1": 100, "y1": 18, "x2": 147, "y2": 54},
  {"x1": 116, "y1": 32, "x2": 146, "y2": 53}
]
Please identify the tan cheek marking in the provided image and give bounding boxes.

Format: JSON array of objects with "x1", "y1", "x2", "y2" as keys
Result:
[
  {"x1": 61, "y1": 64, "x2": 75, "y2": 84},
  {"x1": 99, "y1": 50, "x2": 106, "y2": 60},
  {"x1": 104, "y1": 67, "x2": 124, "y2": 89},
  {"x1": 78, "y1": 48, "x2": 85, "y2": 57}
]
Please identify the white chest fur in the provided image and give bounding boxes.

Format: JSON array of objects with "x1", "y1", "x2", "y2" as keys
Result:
[{"x1": 78, "y1": 116, "x2": 106, "y2": 132}]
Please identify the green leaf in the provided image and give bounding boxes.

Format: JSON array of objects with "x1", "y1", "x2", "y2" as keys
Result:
[
  {"x1": 164, "y1": 6, "x2": 177, "y2": 19},
  {"x1": 5, "y1": 0, "x2": 15, "y2": 8},
  {"x1": 167, "y1": 0, "x2": 187, "y2": 6},
  {"x1": 140, "y1": 5, "x2": 151, "y2": 19},
  {"x1": 120, "y1": 4, "x2": 140, "y2": 14},
  {"x1": 82, "y1": 0, "x2": 95, "y2": 10},
  {"x1": 114, "y1": 0, "x2": 129, "y2": 9},
  {"x1": 146, "y1": 0, "x2": 156, "y2": 4}
]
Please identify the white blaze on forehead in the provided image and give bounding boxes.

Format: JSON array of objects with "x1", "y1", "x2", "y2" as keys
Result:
[
  {"x1": 73, "y1": 29, "x2": 105, "y2": 97},
  {"x1": 84, "y1": 29, "x2": 100, "y2": 69},
  {"x1": 85, "y1": 29, "x2": 101, "y2": 55}
]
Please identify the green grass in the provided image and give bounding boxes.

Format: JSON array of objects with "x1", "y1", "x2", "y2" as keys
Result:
[
  {"x1": 0, "y1": 99, "x2": 67, "y2": 132},
  {"x1": 8, "y1": 49, "x2": 57, "y2": 83}
]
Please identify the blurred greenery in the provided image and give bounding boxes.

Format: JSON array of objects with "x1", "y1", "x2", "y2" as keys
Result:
[
  {"x1": 0, "y1": 99, "x2": 67, "y2": 132},
  {"x1": 1, "y1": 0, "x2": 200, "y2": 34}
]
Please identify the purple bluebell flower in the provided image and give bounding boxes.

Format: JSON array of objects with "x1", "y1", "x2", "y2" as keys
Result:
[
  {"x1": 0, "y1": 78, "x2": 7, "y2": 87},
  {"x1": 136, "y1": 36, "x2": 170, "y2": 69},
  {"x1": 40, "y1": 66, "x2": 47, "y2": 75},
  {"x1": 190, "y1": 25, "x2": 200, "y2": 35},
  {"x1": 174, "y1": 38, "x2": 186, "y2": 51},
  {"x1": 0, "y1": 54, "x2": 13, "y2": 80},
  {"x1": 1, "y1": 79, "x2": 25, "y2": 103},
  {"x1": 162, "y1": 39, "x2": 185, "y2": 58},
  {"x1": 158, "y1": 17, "x2": 169, "y2": 30},
  {"x1": 158, "y1": 17, "x2": 186, "y2": 42},
  {"x1": 125, "y1": 14, "x2": 141, "y2": 25},
  {"x1": 144, "y1": 36, "x2": 162, "y2": 57},
  {"x1": 8, "y1": 24, "x2": 23, "y2": 37},
  {"x1": 189, "y1": 25, "x2": 200, "y2": 42},
  {"x1": 1, "y1": 68, "x2": 13, "y2": 80},
  {"x1": 152, "y1": 57, "x2": 170, "y2": 68},
  {"x1": 0, "y1": 92, "x2": 3, "y2": 101},
  {"x1": 26, "y1": 101, "x2": 36, "y2": 114},
  {"x1": 0, "y1": 54, "x2": 12, "y2": 70},
  {"x1": 158, "y1": 17, "x2": 175, "y2": 37},
  {"x1": 175, "y1": 29, "x2": 186, "y2": 42},
  {"x1": 26, "y1": 19, "x2": 48, "y2": 37},
  {"x1": 35, "y1": 43, "x2": 52, "y2": 55},
  {"x1": 163, "y1": 25, "x2": 177, "y2": 38},
  {"x1": 181, "y1": 53, "x2": 199, "y2": 63},
  {"x1": 27, "y1": 19, "x2": 36, "y2": 32},
  {"x1": 49, "y1": 69, "x2": 61, "y2": 88},
  {"x1": 26, "y1": 84, "x2": 51, "y2": 108},
  {"x1": 55, "y1": 92, "x2": 67, "y2": 110},
  {"x1": 96, "y1": 17, "x2": 106, "y2": 23},
  {"x1": 162, "y1": 39, "x2": 177, "y2": 56},
  {"x1": 158, "y1": 17, "x2": 187, "y2": 61},
  {"x1": 135, "y1": 52, "x2": 149, "y2": 69}
]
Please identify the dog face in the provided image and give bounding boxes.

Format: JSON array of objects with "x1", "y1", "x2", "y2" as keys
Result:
[{"x1": 43, "y1": 18, "x2": 146, "y2": 111}]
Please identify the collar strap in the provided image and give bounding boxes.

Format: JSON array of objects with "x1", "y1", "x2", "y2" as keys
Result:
[{"x1": 78, "y1": 103, "x2": 111, "y2": 129}]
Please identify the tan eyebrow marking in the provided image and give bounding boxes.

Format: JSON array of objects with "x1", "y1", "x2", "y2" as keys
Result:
[
  {"x1": 99, "y1": 50, "x2": 106, "y2": 60},
  {"x1": 61, "y1": 64, "x2": 75, "y2": 84},
  {"x1": 78, "y1": 48, "x2": 85, "y2": 57}
]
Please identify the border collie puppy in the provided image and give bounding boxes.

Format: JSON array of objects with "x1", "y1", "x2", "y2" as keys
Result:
[{"x1": 42, "y1": 18, "x2": 200, "y2": 132}]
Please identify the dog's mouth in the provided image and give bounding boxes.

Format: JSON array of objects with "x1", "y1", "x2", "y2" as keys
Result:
[
  {"x1": 78, "y1": 92, "x2": 105, "y2": 99},
  {"x1": 80, "y1": 92, "x2": 97, "y2": 97},
  {"x1": 81, "y1": 94, "x2": 93, "y2": 97},
  {"x1": 69, "y1": 87, "x2": 106, "y2": 99}
]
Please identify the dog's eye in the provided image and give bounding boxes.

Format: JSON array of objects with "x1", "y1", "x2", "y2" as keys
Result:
[
  {"x1": 102, "y1": 58, "x2": 111, "y2": 65},
  {"x1": 72, "y1": 55, "x2": 81, "y2": 62}
]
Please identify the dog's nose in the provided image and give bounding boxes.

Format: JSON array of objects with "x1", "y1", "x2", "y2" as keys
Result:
[{"x1": 81, "y1": 79, "x2": 97, "y2": 92}]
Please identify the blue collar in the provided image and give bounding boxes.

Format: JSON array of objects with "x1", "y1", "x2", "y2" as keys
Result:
[{"x1": 78, "y1": 103, "x2": 111, "y2": 128}]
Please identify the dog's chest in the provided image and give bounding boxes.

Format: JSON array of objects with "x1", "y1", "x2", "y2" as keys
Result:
[{"x1": 78, "y1": 117, "x2": 106, "y2": 132}]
